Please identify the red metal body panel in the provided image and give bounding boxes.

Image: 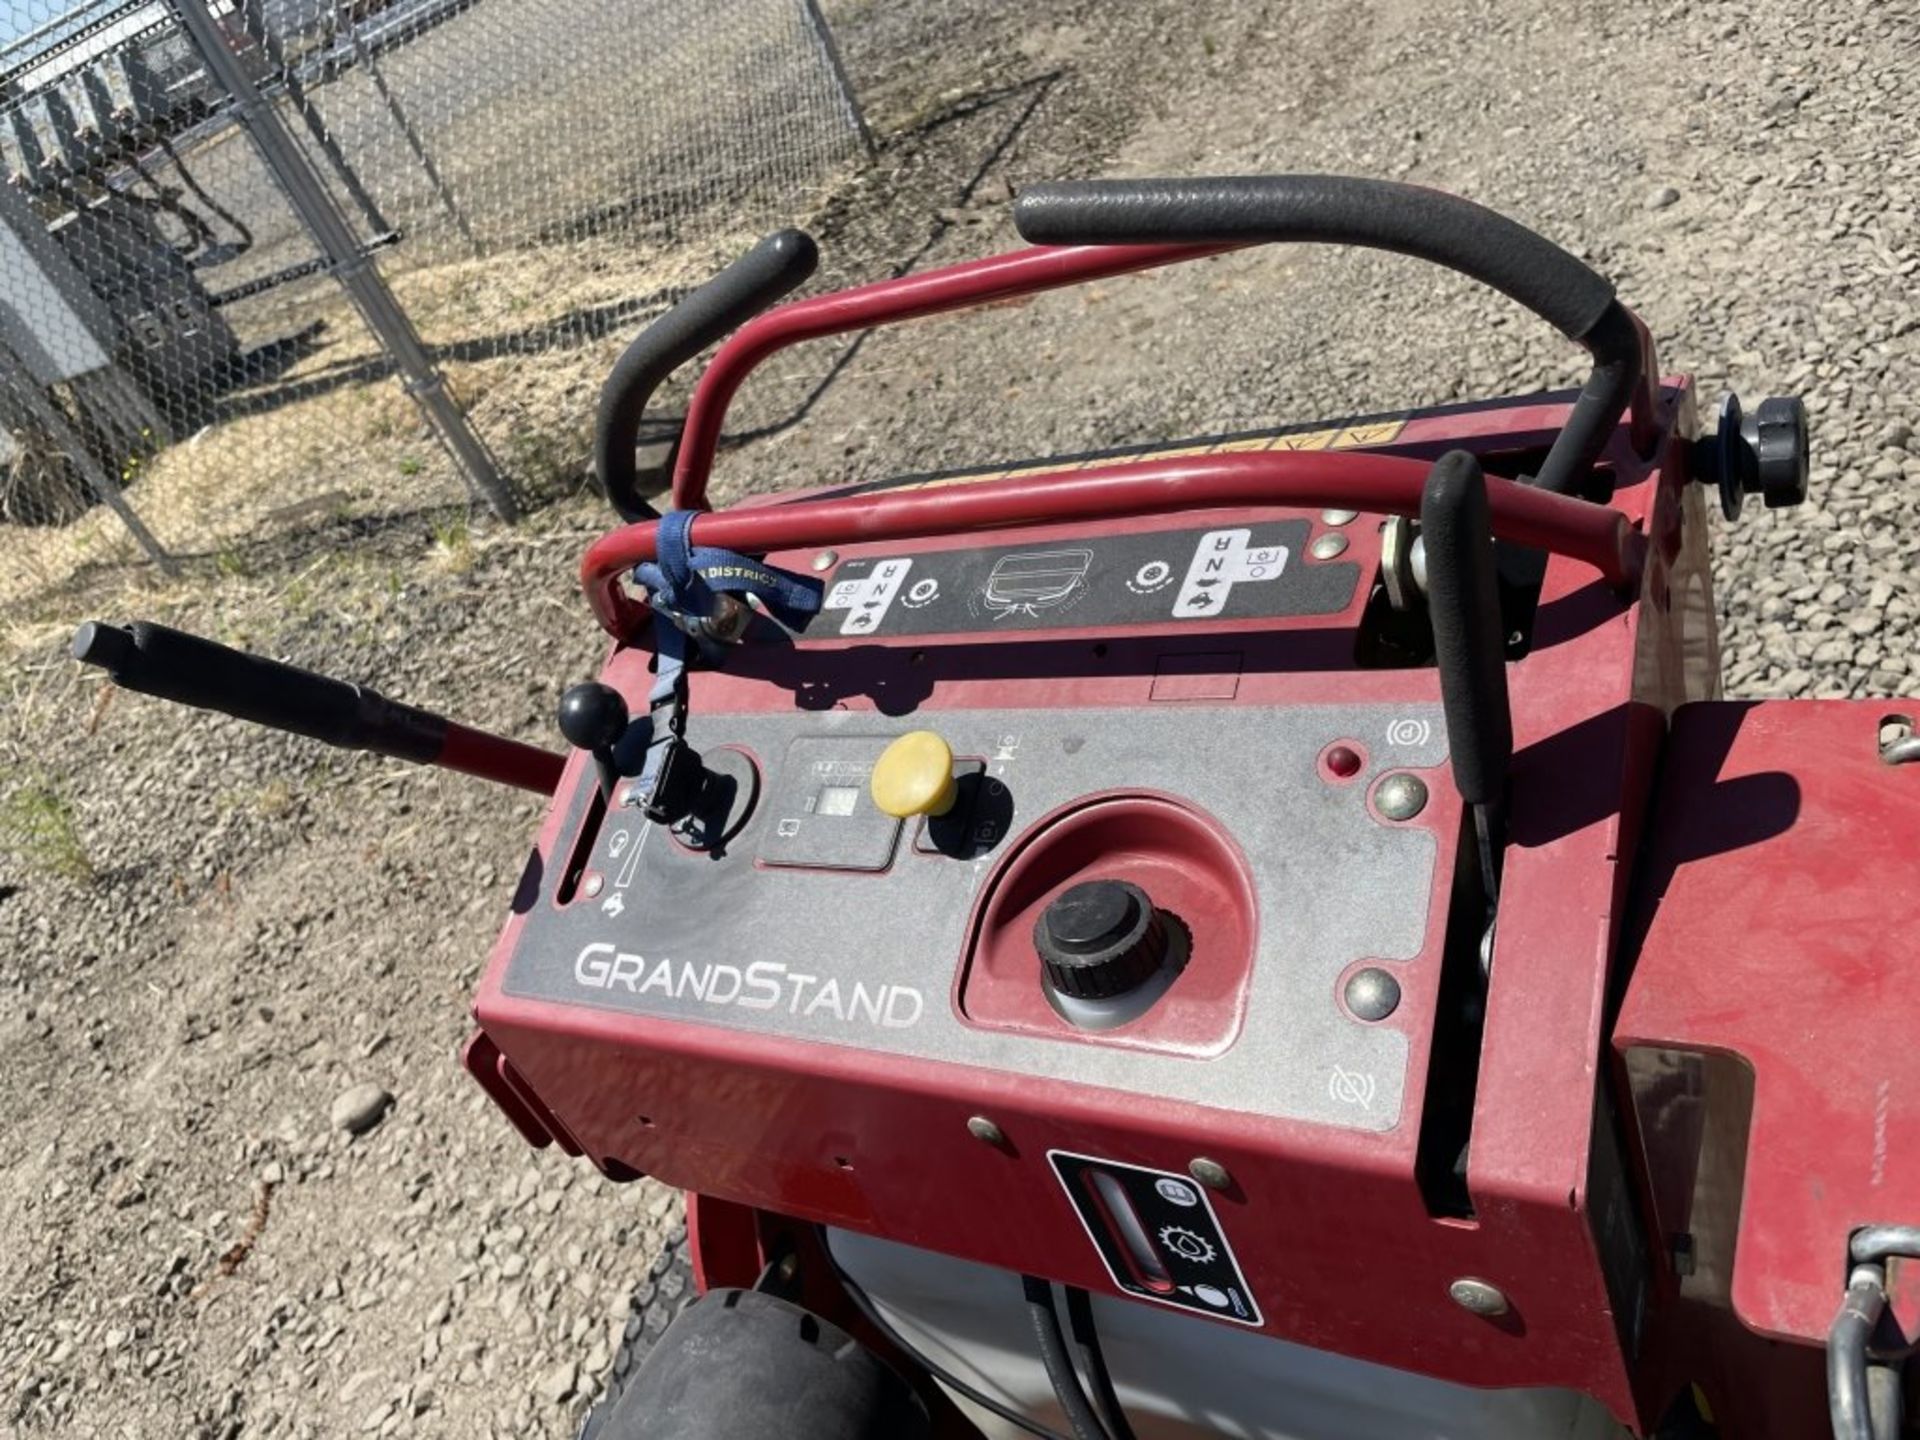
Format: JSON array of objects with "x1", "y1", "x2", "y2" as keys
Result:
[
  {"x1": 1614, "y1": 699, "x2": 1920, "y2": 1432},
  {"x1": 473, "y1": 379, "x2": 1730, "y2": 1429}
]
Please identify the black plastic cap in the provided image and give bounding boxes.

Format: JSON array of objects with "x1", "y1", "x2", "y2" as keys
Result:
[
  {"x1": 71, "y1": 619, "x2": 133, "y2": 672},
  {"x1": 1035, "y1": 880, "x2": 1169, "y2": 1000},
  {"x1": 557, "y1": 682, "x2": 629, "y2": 754},
  {"x1": 1699, "y1": 392, "x2": 1811, "y2": 521},
  {"x1": 1749, "y1": 395, "x2": 1810, "y2": 510}
]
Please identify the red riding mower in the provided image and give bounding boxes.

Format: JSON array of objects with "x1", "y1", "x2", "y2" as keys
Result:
[{"x1": 75, "y1": 176, "x2": 1920, "y2": 1440}]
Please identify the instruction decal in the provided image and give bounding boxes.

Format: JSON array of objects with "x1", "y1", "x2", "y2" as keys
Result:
[{"x1": 1049, "y1": 1150, "x2": 1264, "y2": 1327}]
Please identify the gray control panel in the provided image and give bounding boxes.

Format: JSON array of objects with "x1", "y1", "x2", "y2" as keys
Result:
[{"x1": 506, "y1": 703, "x2": 1451, "y2": 1133}]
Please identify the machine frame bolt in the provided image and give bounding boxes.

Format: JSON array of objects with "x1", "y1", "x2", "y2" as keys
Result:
[
  {"x1": 1344, "y1": 967, "x2": 1401, "y2": 1022},
  {"x1": 1373, "y1": 772, "x2": 1428, "y2": 821},
  {"x1": 966, "y1": 1116, "x2": 1008, "y2": 1148},
  {"x1": 582, "y1": 873, "x2": 604, "y2": 898},
  {"x1": 1310, "y1": 532, "x2": 1349, "y2": 560},
  {"x1": 1320, "y1": 508, "x2": 1359, "y2": 525},
  {"x1": 1188, "y1": 1157, "x2": 1232, "y2": 1191},
  {"x1": 811, "y1": 549, "x2": 839, "y2": 572},
  {"x1": 1448, "y1": 1277, "x2": 1510, "y2": 1317}
]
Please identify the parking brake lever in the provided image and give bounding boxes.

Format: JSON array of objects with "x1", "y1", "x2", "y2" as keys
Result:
[{"x1": 1420, "y1": 451, "x2": 1513, "y2": 904}]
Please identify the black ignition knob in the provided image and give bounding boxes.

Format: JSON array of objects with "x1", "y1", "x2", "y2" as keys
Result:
[
  {"x1": 1696, "y1": 392, "x2": 1811, "y2": 521},
  {"x1": 1034, "y1": 880, "x2": 1170, "y2": 1000}
]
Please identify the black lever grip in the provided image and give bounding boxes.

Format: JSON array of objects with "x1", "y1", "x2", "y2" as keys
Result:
[
  {"x1": 72, "y1": 620, "x2": 443, "y2": 763},
  {"x1": 593, "y1": 228, "x2": 818, "y2": 522},
  {"x1": 1419, "y1": 451, "x2": 1513, "y2": 808},
  {"x1": 1013, "y1": 176, "x2": 1645, "y2": 497}
]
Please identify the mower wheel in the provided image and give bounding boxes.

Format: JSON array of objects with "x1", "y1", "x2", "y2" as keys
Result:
[
  {"x1": 588, "y1": 1282, "x2": 931, "y2": 1439},
  {"x1": 577, "y1": 1225, "x2": 699, "y2": 1440}
]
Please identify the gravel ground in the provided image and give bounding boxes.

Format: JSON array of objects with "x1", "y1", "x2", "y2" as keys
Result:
[{"x1": 3, "y1": 0, "x2": 1917, "y2": 1436}]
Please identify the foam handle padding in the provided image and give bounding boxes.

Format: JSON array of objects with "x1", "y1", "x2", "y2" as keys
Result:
[
  {"x1": 1014, "y1": 175, "x2": 1616, "y2": 342},
  {"x1": 594, "y1": 228, "x2": 819, "y2": 521},
  {"x1": 1419, "y1": 452, "x2": 1513, "y2": 807},
  {"x1": 71, "y1": 620, "x2": 444, "y2": 763}
]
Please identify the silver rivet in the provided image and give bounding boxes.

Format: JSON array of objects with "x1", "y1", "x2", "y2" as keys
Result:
[
  {"x1": 582, "y1": 873, "x2": 603, "y2": 898},
  {"x1": 1344, "y1": 967, "x2": 1401, "y2": 1022},
  {"x1": 811, "y1": 549, "x2": 839, "y2": 572},
  {"x1": 1188, "y1": 1157, "x2": 1232, "y2": 1191},
  {"x1": 1373, "y1": 772, "x2": 1428, "y2": 821},
  {"x1": 1320, "y1": 508, "x2": 1359, "y2": 525},
  {"x1": 1448, "y1": 1278, "x2": 1510, "y2": 1317},
  {"x1": 966, "y1": 1116, "x2": 1007, "y2": 1148},
  {"x1": 1310, "y1": 532, "x2": 1349, "y2": 560}
]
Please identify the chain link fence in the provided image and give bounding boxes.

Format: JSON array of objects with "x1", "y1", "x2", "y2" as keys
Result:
[{"x1": 0, "y1": 0, "x2": 869, "y2": 619}]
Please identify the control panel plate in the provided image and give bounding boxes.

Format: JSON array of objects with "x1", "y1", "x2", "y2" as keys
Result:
[
  {"x1": 818, "y1": 521, "x2": 1360, "y2": 638},
  {"x1": 506, "y1": 703, "x2": 1448, "y2": 1132}
]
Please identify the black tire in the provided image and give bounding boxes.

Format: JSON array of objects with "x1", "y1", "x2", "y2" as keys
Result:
[{"x1": 577, "y1": 1225, "x2": 699, "y2": 1440}]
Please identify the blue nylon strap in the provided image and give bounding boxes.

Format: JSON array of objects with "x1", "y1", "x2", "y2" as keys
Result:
[
  {"x1": 632, "y1": 508, "x2": 824, "y2": 631},
  {"x1": 614, "y1": 511, "x2": 825, "y2": 802}
]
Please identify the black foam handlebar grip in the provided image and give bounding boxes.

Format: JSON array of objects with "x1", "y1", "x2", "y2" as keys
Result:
[
  {"x1": 594, "y1": 228, "x2": 819, "y2": 522},
  {"x1": 71, "y1": 620, "x2": 443, "y2": 763},
  {"x1": 1014, "y1": 175, "x2": 1615, "y2": 341},
  {"x1": 1015, "y1": 176, "x2": 1645, "y2": 497},
  {"x1": 1419, "y1": 451, "x2": 1513, "y2": 807}
]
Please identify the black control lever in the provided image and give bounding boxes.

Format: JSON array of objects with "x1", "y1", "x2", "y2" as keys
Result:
[
  {"x1": 1420, "y1": 452, "x2": 1513, "y2": 901},
  {"x1": 556, "y1": 681, "x2": 717, "y2": 830},
  {"x1": 557, "y1": 682, "x2": 630, "y2": 803},
  {"x1": 73, "y1": 621, "x2": 561, "y2": 794}
]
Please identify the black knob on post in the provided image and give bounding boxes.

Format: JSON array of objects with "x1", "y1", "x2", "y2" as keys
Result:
[
  {"x1": 558, "y1": 682, "x2": 629, "y2": 800},
  {"x1": 1034, "y1": 880, "x2": 1169, "y2": 1000},
  {"x1": 1748, "y1": 395, "x2": 1810, "y2": 511},
  {"x1": 1696, "y1": 393, "x2": 1811, "y2": 521}
]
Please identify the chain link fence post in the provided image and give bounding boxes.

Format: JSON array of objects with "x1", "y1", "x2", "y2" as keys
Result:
[
  {"x1": 797, "y1": 0, "x2": 875, "y2": 157},
  {"x1": 166, "y1": 0, "x2": 516, "y2": 522},
  {"x1": 0, "y1": 334, "x2": 177, "y2": 575}
]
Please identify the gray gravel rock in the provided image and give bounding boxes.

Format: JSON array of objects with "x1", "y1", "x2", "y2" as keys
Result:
[{"x1": 330, "y1": 1084, "x2": 395, "y2": 1136}]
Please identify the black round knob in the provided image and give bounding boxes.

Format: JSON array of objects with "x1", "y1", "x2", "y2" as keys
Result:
[
  {"x1": 557, "y1": 682, "x2": 629, "y2": 754},
  {"x1": 1700, "y1": 392, "x2": 1812, "y2": 521},
  {"x1": 1748, "y1": 395, "x2": 1810, "y2": 511},
  {"x1": 1034, "y1": 880, "x2": 1169, "y2": 1000}
]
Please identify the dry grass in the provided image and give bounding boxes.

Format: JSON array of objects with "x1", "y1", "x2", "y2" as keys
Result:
[{"x1": 0, "y1": 221, "x2": 787, "y2": 644}]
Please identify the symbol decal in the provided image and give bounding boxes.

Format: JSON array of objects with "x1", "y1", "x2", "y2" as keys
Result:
[
  {"x1": 977, "y1": 549, "x2": 1093, "y2": 620},
  {"x1": 1173, "y1": 529, "x2": 1290, "y2": 618},
  {"x1": 1158, "y1": 1225, "x2": 1217, "y2": 1264},
  {"x1": 1127, "y1": 560, "x2": 1174, "y2": 594},
  {"x1": 1328, "y1": 1065, "x2": 1377, "y2": 1111},
  {"x1": 1154, "y1": 1177, "x2": 1200, "y2": 1207},
  {"x1": 1190, "y1": 1284, "x2": 1230, "y2": 1309},
  {"x1": 822, "y1": 558, "x2": 913, "y2": 634},
  {"x1": 902, "y1": 577, "x2": 940, "y2": 608},
  {"x1": 1385, "y1": 717, "x2": 1432, "y2": 747},
  {"x1": 776, "y1": 817, "x2": 803, "y2": 838},
  {"x1": 600, "y1": 892, "x2": 625, "y2": 917},
  {"x1": 606, "y1": 829, "x2": 631, "y2": 858}
]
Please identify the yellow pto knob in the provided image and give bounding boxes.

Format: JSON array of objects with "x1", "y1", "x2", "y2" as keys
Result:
[{"x1": 871, "y1": 730, "x2": 959, "y2": 819}]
